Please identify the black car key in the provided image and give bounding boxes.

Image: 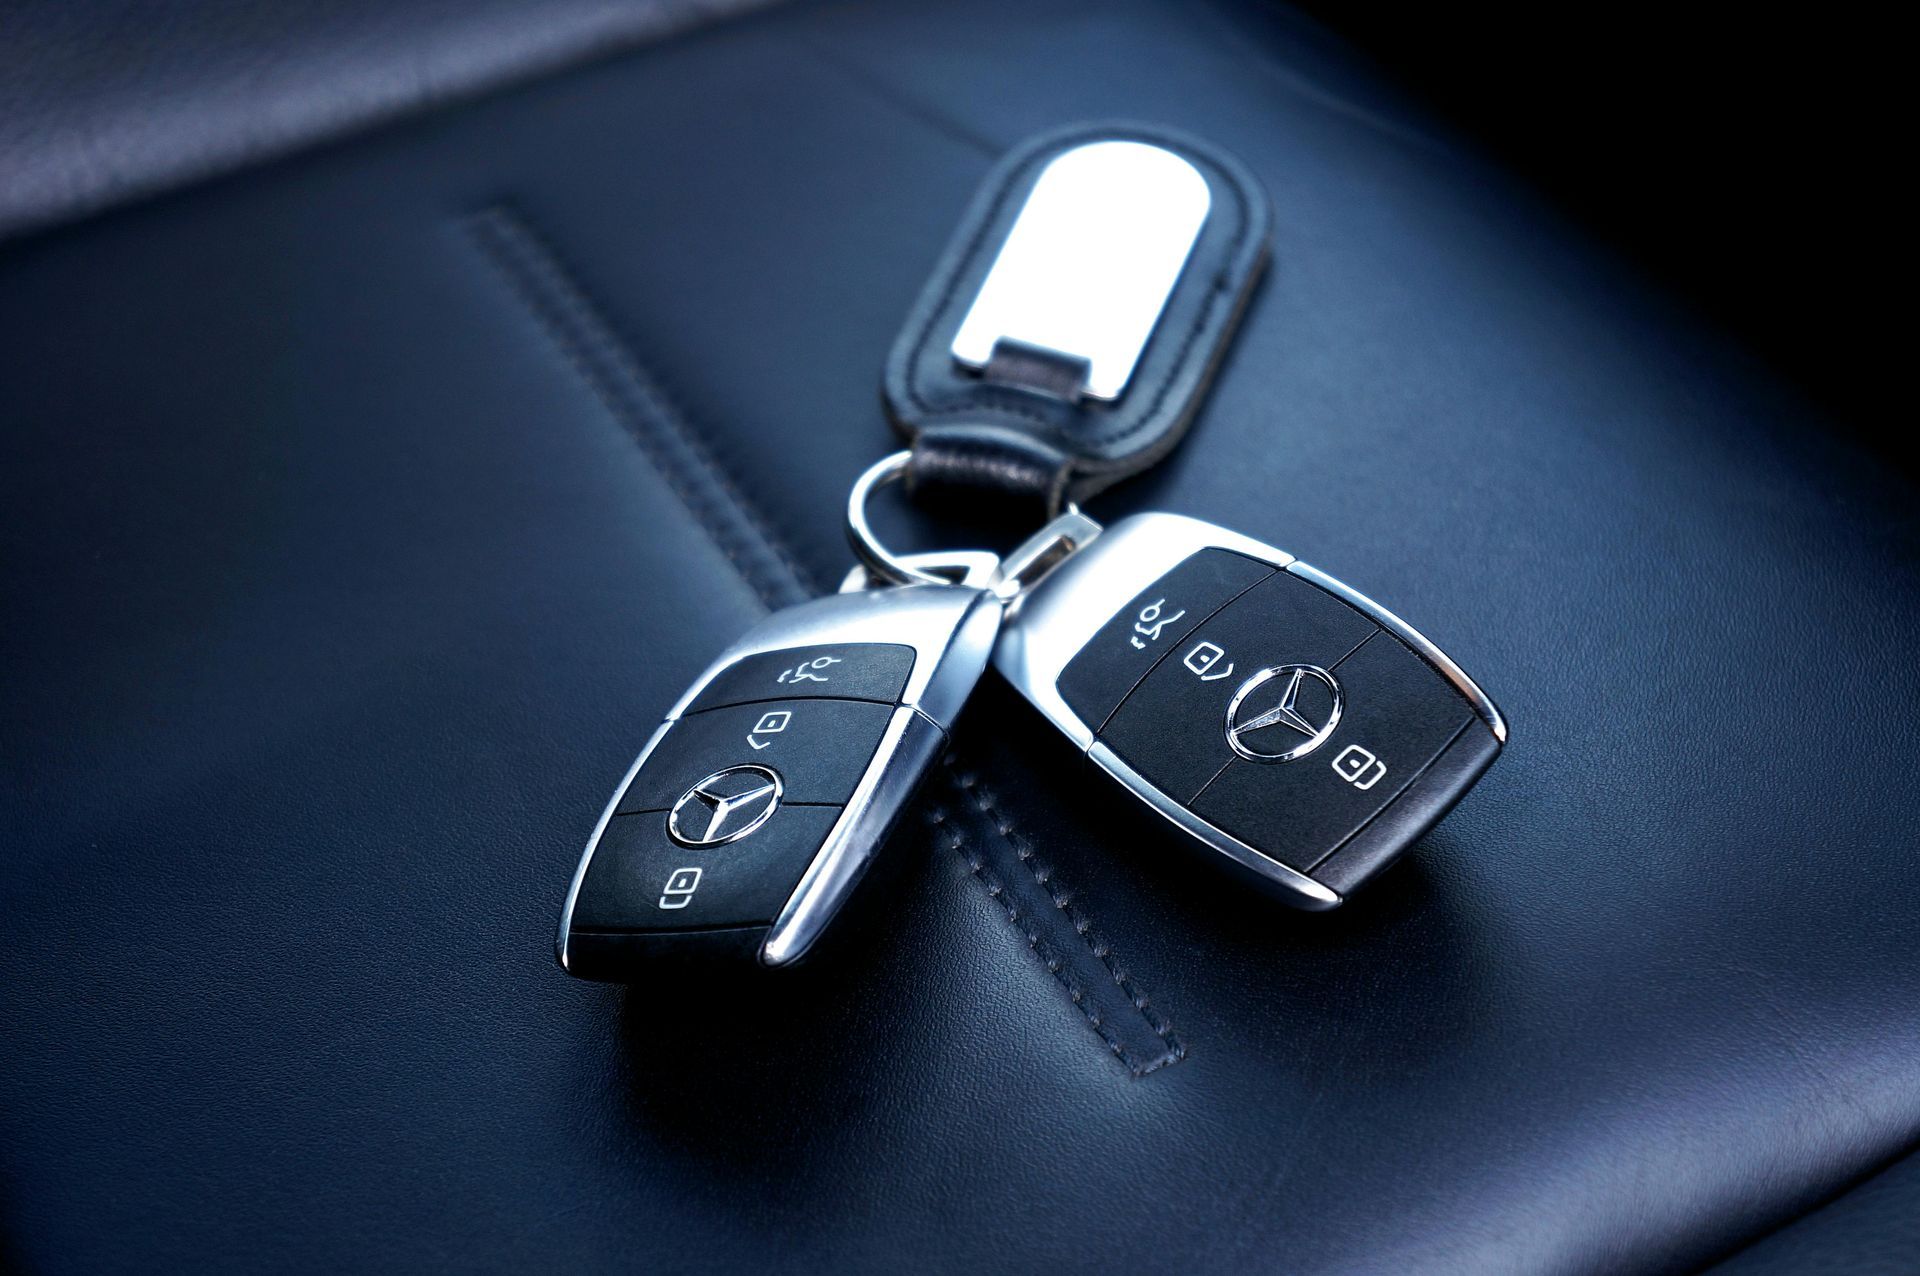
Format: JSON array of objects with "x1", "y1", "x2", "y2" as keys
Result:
[
  {"x1": 994, "y1": 512, "x2": 1505, "y2": 907},
  {"x1": 558, "y1": 578, "x2": 1000, "y2": 976}
]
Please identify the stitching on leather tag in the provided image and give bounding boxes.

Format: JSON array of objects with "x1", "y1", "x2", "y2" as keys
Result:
[{"x1": 883, "y1": 121, "x2": 1272, "y2": 506}]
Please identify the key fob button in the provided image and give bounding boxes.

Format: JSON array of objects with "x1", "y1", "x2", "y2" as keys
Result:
[
  {"x1": 993, "y1": 511, "x2": 1506, "y2": 908},
  {"x1": 617, "y1": 698, "x2": 893, "y2": 813},
  {"x1": 1310, "y1": 724, "x2": 1501, "y2": 897},
  {"x1": 570, "y1": 804, "x2": 842, "y2": 933},
  {"x1": 1101, "y1": 571, "x2": 1377, "y2": 802},
  {"x1": 1193, "y1": 629, "x2": 1475, "y2": 872},
  {"x1": 561, "y1": 582, "x2": 1000, "y2": 976},
  {"x1": 685, "y1": 642, "x2": 916, "y2": 714},
  {"x1": 1057, "y1": 549, "x2": 1271, "y2": 732}
]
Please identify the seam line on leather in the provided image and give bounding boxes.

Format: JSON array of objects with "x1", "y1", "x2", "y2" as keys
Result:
[
  {"x1": 1693, "y1": 1134, "x2": 1920, "y2": 1273},
  {"x1": 945, "y1": 762, "x2": 1185, "y2": 1077},
  {"x1": 463, "y1": 198, "x2": 1181, "y2": 1075},
  {"x1": 1183, "y1": 2, "x2": 1449, "y2": 153},
  {"x1": 464, "y1": 203, "x2": 811, "y2": 611},
  {"x1": 926, "y1": 799, "x2": 1181, "y2": 1078},
  {"x1": 0, "y1": 1, "x2": 786, "y2": 247},
  {"x1": 803, "y1": 40, "x2": 1002, "y2": 158}
]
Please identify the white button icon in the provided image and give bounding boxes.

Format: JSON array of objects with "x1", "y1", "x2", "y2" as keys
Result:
[
  {"x1": 658, "y1": 866, "x2": 703, "y2": 910},
  {"x1": 747, "y1": 710, "x2": 791, "y2": 750},
  {"x1": 1331, "y1": 744, "x2": 1387, "y2": 791},
  {"x1": 1182, "y1": 640, "x2": 1234, "y2": 681},
  {"x1": 1129, "y1": 598, "x2": 1186, "y2": 649},
  {"x1": 778, "y1": 655, "x2": 841, "y2": 685}
]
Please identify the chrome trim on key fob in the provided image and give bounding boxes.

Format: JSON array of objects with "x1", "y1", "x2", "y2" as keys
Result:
[
  {"x1": 558, "y1": 582, "x2": 1001, "y2": 975},
  {"x1": 994, "y1": 511, "x2": 1504, "y2": 908}
]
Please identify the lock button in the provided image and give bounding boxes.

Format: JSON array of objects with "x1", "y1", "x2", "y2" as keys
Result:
[
  {"x1": 1192, "y1": 629, "x2": 1476, "y2": 872},
  {"x1": 1056, "y1": 549, "x2": 1270, "y2": 732},
  {"x1": 570, "y1": 804, "x2": 841, "y2": 933}
]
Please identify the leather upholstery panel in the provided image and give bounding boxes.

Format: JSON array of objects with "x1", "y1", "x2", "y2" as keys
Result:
[
  {"x1": 4, "y1": 0, "x2": 1918, "y2": 1272},
  {"x1": 1710, "y1": 1150, "x2": 1920, "y2": 1274},
  {"x1": 0, "y1": 0, "x2": 779, "y2": 242}
]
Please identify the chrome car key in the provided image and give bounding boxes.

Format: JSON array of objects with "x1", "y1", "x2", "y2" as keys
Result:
[
  {"x1": 995, "y1": 513, "x2": 1505, "y2": 908},
  {"x1": 557, "y1": 569, "x2": 1000, "y2": 978}
]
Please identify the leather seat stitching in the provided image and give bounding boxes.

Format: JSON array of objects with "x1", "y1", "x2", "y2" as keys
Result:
[
  {"x1": 464, "y1": 203, "x2": 813, "y2": 610},
  {"x1": 950, "y1": 766, "x2": 1186, "y2": 1074}
]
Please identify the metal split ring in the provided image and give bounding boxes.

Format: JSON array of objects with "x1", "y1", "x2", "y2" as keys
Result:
[
  {"x1": 845, "y1": 451, "x2": 950, "y2": 587},
  {"x1": 846, "y1": 450, "x2": 1101, "y2": 596}
]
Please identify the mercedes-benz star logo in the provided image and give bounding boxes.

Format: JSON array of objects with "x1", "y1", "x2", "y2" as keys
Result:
[
  {"x1": 667, "y1": 765, "x2": 783, "y2": 847},
  {"x1": 1225, "y1": 664, "x2": 1344, "y2": 762}
]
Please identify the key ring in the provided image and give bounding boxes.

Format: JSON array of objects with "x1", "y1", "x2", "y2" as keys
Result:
[
  {"x1": 846, "y1": 451, "x2": 950, "y2": 587},
  {"x1": 847, "y1": 451, "x2": 1102, "y2": 594}
]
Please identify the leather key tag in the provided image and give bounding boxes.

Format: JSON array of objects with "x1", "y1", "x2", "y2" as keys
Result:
[{"x1": 885, "y1": 121, "x2": 1272, "y2": 516}]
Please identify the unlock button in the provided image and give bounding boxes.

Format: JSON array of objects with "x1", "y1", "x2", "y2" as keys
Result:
[
  {"x1": 1057, "y1": 549, "x2": 1271, "y2": 731},
  {"x1": 1182, "y1": 641, "x2": 1234, "y2": 680},
  {"x1": 616, "y1": 698, "x2": 893, "y2": 813}
]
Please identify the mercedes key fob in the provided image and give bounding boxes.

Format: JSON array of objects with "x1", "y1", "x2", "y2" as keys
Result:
[
  {"x1": 995, "y1": 513, "x2": 1505, "y2": 907},
  {"x1": 558, "y1": 581, "x2": 1000, "y2": 976}
]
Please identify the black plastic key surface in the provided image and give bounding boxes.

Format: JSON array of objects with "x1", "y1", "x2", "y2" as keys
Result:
[
  {"x1": 685, "y1": 643, "x2": 915, "y2": 714},
  {"x1": 1101, "y1": 570, "x2": 1376, "y2": 802},
  {"x1": 1310, "y1": 724, "x2": 1501, "y2": 896},
  {"x1": 995, "y1": 512, "x2": 1504, "y2": 908},
  {"x1": 1099, "y1": 564, "x2": 1496, "y2": 889},
  {"x1": 616, "y1": 698, "x2": 893, "y2": 813},
  {"x1": 1191, "y1": 629, "x2": 1475, "y2": 872},
  {"x1": 562, "y1": 586, "x2": 1002, "y2": 976},
  {"x1": 571, "y1": 804, "x2": 842, "y2": 933},
  {"x1": 1056, "y1": 548, "x2": 1270, "y2": 731}
]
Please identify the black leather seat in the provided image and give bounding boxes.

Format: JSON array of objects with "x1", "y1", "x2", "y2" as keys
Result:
[{"x1": 4, "y1": 1, "x2": 1916, "y2": 1271}]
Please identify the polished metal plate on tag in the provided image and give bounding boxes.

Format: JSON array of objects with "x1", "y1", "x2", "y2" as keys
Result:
[{"x1": 949, "y1": 140, "x2": 1212, "y2": 402}]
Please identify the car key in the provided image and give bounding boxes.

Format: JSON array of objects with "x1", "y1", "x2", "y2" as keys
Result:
[
  {"x1": 556, "y1": 573, "x2": 1000, "y2": 977},
  {"x1": 994, "y1": 512, "x2": 1505, "y2": 908},
  {"x1": 555, "y1": 452, "x2": 1020, "y2": 978}
]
